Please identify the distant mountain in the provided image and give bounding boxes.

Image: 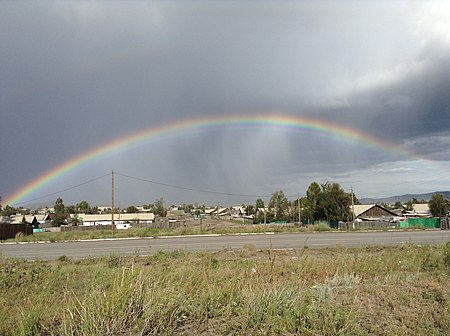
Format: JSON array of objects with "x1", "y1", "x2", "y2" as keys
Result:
[{"x1": 360, "y1": 191, "x2": 450, "y2": 204}]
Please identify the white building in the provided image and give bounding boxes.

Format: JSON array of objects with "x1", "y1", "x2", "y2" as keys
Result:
[{"x1": 72, "y1": 213, "x2": 155, "y2": 227}]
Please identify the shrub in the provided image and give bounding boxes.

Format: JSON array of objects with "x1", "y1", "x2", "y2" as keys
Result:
[{"x1": 316, "y1": 222, "x2": 333, "y2": 231}]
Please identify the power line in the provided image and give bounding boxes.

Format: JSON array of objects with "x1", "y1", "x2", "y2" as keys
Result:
[
  {"x1": 13, "y1": 173, "x2": 111, "y2": 206},
  {"x1": 10, "y1": 169, "x2": 310, "y2": 208},
  {"x1": 115, "y1": 171, "x2": 272, "y2": 199}
]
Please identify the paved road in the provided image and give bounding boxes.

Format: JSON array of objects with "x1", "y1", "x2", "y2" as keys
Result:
[{"x1": 1, "y1": 230, "x2": 449, "y2": 260}]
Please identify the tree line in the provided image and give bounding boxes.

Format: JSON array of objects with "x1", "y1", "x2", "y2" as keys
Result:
[
  {"x1": 2, "y1": 183, "x2": 449, "y2": 226},
  {"x1": 250, "y1": 182, "x2": 358, "y2": 224}
]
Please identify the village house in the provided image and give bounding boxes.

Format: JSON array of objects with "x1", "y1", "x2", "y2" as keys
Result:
[
  {"x1": 204, "y1": 207, "x2": 229, "y2": 217},
  {"x1": 9, "y1": 214, "x2": 50, "y2": 227},
  {"x1": 407, "y1": 204, "x2": 431, "y2": 217},
  {"x1": 352, "y1": 204, "x2": 402, "y2": 222},
  {"x1": 71, "y1": 213, "x2": 155, "y2": 227}
]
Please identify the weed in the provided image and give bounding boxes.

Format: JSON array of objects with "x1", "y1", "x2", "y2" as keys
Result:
[
  {"x1": 57, "y1": 255, "x2": 71, "y2": 263},
  {"x1": 421, "y1": 249, "x2": 441, "y2": 272},
  {"x1": 240, "y1": 243, "x2": 257, "y2": 257},
  {"x1": 106, "y1": 255, "x2": 123, "y2": 268},
  {"x1": 14, "y1": 232, "x2": 25, "y2": 243},
  {"x1": 0, "y1": 245, "x2": 448, "y2": 335},
  {"x1": 443, "y1": 242, "x2": 450, "y2": 270}
]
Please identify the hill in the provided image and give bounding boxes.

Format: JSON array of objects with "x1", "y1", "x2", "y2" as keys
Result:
[{"x1": 360, "y1": 191, "x2": 450, "y2": 204}]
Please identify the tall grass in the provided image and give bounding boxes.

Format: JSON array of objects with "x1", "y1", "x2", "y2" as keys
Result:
[{"x1": 0, "y1": 243, "x2": 449, "y2": 335}]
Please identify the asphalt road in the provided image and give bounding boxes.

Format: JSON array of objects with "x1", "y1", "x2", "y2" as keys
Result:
[{"x1": 1, "y1": 230, "x2": 449, "y2": 260}]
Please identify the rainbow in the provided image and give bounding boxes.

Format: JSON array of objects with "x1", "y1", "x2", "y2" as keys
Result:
[{"x1": 3, "y1": 114, "x2": 429, "y2": 206}]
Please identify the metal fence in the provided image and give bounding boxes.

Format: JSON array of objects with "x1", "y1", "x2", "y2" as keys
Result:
[{"x1": 340, "y1": 217, "x2": 450, "y2": 230}]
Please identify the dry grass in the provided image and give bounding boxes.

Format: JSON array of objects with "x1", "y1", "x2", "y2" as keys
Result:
[
  {"x1": 7, "y1": 223, "x2": 335, "y2": 243},
  {"x1": 0, "y1": 243, "x2": 448, "y2": 335}
]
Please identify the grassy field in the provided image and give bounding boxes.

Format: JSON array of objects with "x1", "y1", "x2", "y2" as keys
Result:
[
  {"x1": 9, "y1": 222, "x2": 337, "y2": 243},
  {"x1": 0, "y1": 243, "x2": 449, "y2": 335}
]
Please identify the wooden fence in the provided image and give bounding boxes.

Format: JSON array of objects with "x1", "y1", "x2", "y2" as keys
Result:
[
  {"x1": 339, "y1": 221, "x2": 399, "y2": 230},
  {"x1": 440, "y1": 217, "x2": 450, "y2": 230},
  {"x1": 0, "y1": 223, "x2": 33, "y2": 240}
]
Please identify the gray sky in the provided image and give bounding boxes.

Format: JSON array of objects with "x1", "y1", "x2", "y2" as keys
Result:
[{"x1": 1, "y1": 1, "x2": 450, "y2": 207}]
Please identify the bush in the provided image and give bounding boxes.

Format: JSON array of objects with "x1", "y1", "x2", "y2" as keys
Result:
[{"x1": 315, "y1": 222, "x2": 333, "y2": 231}]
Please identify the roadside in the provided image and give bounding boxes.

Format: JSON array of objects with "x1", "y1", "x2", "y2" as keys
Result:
[
  {"x1": 1, "y1": 244, "x2": 449, "y2": 335},
  {"x1": 1, "y1": 218, "x2": 442, "y2": 244}
]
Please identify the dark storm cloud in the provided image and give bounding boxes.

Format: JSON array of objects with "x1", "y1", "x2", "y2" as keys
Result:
[
  {"x1": 310, "y1": 37, "x2": 450, "y2": 163},
  {"x1": 1, "y1": 1, "x2": 450, "y2": 205}
]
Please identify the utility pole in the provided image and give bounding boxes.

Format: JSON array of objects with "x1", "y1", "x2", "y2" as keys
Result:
[
  {"x1": 351, "y1": 186, "x2": 355, "y2": 229},
  {"x1": 298, "y1": 193, "x2": 301, "y2": 226},
  {"x1": 112, "y1": 170, "x2": 115, "y2": 236}
]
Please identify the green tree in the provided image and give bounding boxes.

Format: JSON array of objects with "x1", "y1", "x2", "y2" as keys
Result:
[
  {"x1": 254, "y1": 210, "x2": 266, "y2": 224},
  {"x1": 152, "y1": 198, "x2": 167, "y2": 217},
  {"x1": 126, "y1": 205, "x2": 138, "y2": 213},
  {"x1": 242, "y1": 204, "x2": 255, "y2": 216},
  {"x1": 77, "y1": 201, "x2": 91, "y2": 214},
  {"x1": 18, "y1": 207, "x2": 30, "y2": 215},
  {"x1": 180, "y1": 203, "x2": 194, "y2": 214},
  {"x1": 317, "y1": 182, "x2": 352, "y2": 222},
  {"x1": 428, "y1": 194, "x2": 447, "y2": 217},
  {"x1": 71, "y1": 213, "x2": 82, "y2": 226},
  {"x1": 255, "y1": 198, "x2": 265, "y2": 209},
  {"x1": 268, "y1": 190, "x2": 289, "y2": 221},
  {"x1": 393, "y1": 201, "x2": 403, "y2": 210},
  {"x1": 1, "y1": 205, "x2": 16, "y2": 217},
  {"x1": 303, "y1": 182, "x2": 322, "y2": 221},
  {"x1": 303, "y1": 182, "x2": 353, "y2": 222},
  {"x1": 404, "y1": 199, "x2": 415, "y2": 212},
  {"x1": 54, "y1": 197, "x2": 65, "y2": 213},
  {"x1": 65, "y1": 205, "x2": 76, "y2": 214},
  {"x1": 52, "y1": 197, "x2": 67, "y2": 227}
]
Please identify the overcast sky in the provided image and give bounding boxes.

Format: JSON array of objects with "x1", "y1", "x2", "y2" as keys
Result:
[{"x1": 1, "y1": 1, "x2": 450, "y2": 207}]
